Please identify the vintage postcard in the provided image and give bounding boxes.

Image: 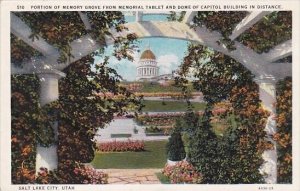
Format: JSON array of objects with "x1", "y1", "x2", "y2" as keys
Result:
[{"x1": 1, "y1": 0, "x2": 299, "y2": 191}]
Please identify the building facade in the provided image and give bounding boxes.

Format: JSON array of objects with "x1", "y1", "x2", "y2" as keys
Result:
[{"x1": 136, "y1": 48, "x2": 159, "y2": 81}]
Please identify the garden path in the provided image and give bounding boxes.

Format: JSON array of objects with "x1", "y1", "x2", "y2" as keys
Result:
[{"x1": 100, "y1": 169, "x2": 161, "y2": 184}]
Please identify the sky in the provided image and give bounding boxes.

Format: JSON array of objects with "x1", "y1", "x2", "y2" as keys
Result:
[
  {"x1": 94, "y1": 13, "x2": 190, "y2": 81},
  {"x1": 94, "y1": 38, "x2": 190, "y2": 81}
]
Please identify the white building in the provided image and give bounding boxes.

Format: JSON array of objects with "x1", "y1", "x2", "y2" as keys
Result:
[{"x1": 136, "y1": 47, "x2": 159, "y2": 81}]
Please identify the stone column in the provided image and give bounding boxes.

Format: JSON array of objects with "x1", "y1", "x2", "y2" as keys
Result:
[
  {"x1": 36, "y1": 69, "x2": 66, "y2": 173},
  {"x1": 136, "y1": 11, "x2": 143, "y2": 22},
  {"x1": 257, "y1": 77, "x2": 277, "y2": 184}
]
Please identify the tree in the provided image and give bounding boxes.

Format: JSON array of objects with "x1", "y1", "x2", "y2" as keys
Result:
[{"x1": 166, "y1": 119, "x2": 186, "y2": 161}]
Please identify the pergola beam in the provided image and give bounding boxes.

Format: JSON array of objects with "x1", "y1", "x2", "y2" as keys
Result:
[
  {"x1": 47, "y1": 34, "x2": 101, "y2": 70},
  {"x1": 11, "y1": 13, "x2": 60, "y2": 59},
  {"x1": 182, "y1": 11, "x2": 197, "y2": 24},
  {"x1": 261, "y1": 39, "x2": 292, "y2": 63},
  {"x1": 264, "y1": 62, "x2": 292, "y2": 79},
  {"x1": 11, "y1": 19, "x2": 291, "y2": 80},
  {"x1": 78, "y1": 12, "x2": 92, "y2": 30},
  {"x1": 230, "y1": 11, "x2": 271, "y2": 40},
  {"x1": 70, "y1": 34, "x2": 100, "y2": 63},
  {"x1": 125, "y1": 21, "x2": 268, "y2": 78},
  {"x1": 136, "y1": 11, "x2": 143, "y2": 22}
]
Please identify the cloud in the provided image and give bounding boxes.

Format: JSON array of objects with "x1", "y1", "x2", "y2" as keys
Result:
[{"x1": 157, "y1": 54, "x2": 180, "y2": 75}]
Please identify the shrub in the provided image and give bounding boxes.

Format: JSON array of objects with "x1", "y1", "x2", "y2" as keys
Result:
[
  {"x1": 166, "y1": 120, "x2": 186, "y2": 161},
  {"x1": 162, "y1": 161, "x2": 202, "y2": 184},
  {"x1": 97, "y1": 140, "x2": 145, "y2": 152},
  {"x1": 73, "y1": 165, "x2": 108, "y2": 184},
  {"x1": 145, "y1": 126, "x2": 163, "y2": 133},
  {"x1": 36, "y1": 165, "x2": 108, "y2": 184}
]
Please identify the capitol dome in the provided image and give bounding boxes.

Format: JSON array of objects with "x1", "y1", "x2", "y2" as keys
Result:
[
  {"x1": 136, "y1": 47, "x2": 159, "y2": 81},
  {"x1": 140, "y1": 49, "x2": 156, "y2": 60}
]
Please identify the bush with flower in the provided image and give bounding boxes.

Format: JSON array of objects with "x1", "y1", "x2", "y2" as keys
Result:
[
  {"x1": 97, "y1": 140, "x2": 145, "y2": 152},
  {"x1": 162, "y1": 161, "x2": 202, "y2": 184},
  {"x1": 36, "y1": 165, "x2": 108, "y2": 184}
]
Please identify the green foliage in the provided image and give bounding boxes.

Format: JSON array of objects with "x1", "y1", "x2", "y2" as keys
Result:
[
  {"x1": 142, "y1": 100, "x2": 206, "y2": 112},
  {"x1": 15, "y1": 12, "x2": 87, "y2": 63},
  {"x1": 14, "y1": 12, "x2": 137, "y2": 64},
  {"x1": 228, "y1": 82, "x2": 269, "y2": 183},
  {"x1": 166, "y1": 120, "x2": 186, "y2": 161},
  {"x1": 155, "y1": 172, "x2": 170, "y2": 184},
  {"x1": 55, "y1": 54, "x2": 142, "y2": 182},
  {"x1": 177, "y1": 44, "x2": 253, "y2": 104},
  {"x1": 238, "y1": 11, "x2": 292, "y2": 53},
  {"x1": 145, "y1": 126, "x2": 163, "y2": 133},
  {"x1": 167, "y1": 11, "x2": 186, "y2": 22},
  {"x1": 273, "y1": 55, "x2": 292, "y2": 63},
  {"x1": 275, "y1": 77, "x2": 292, "y2": 183},
  {"x1": 162, "y1": 161, "x2": 202, "y2": 184},
  {"x1": 192, "y1": 11, "x2": 247, "y2": 50},
  {"x1": 182, "y1": 111, "x2": 221, "y2": 183},
  {"x1": 11, "y1": 75, "x2": 39, "y2": 183},
  {"x1": 11, "y1": 75, "x2": 57, "y2": 183},
  {"x1": 177, "y1": 44, "x2": 268, "y2": 183},
  {"x1": 11, "y1": 34, "x2": 43, "y2": 67}
]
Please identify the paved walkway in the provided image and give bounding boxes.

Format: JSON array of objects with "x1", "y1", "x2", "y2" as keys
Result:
[{"x1": 100, "y1": 169, "x2": 161, "y2": 184}]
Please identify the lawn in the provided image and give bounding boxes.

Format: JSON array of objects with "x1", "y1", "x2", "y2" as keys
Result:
[
  {"x1": 91, "y1": 140, "x2": 168, "y2": 169},
  {"x1": 155, "y1": 172, "x2": 170, "y2": 184},
  {"x1": 121, "y1": 81, "x2": 195, "y2": 93},
  {"x1": 142, "y1": 100, "x2": 206, "y2": 112}
]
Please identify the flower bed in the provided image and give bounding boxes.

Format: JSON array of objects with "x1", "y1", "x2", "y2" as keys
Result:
[
  {"x1": 36, "y1": 165, "x2": 108, "y2": 184},
  {"x1": 145, "y1": 126, "x2": 164, "y2": 133},
  {"x1": 162, "y1": 161, "x2": 202, "y2": 184},
  {"x1": 73, "y1": 166, "x2": 108, "y2": 184},
  {"x1": 135, "y1": 113, "x2": 185, "y2": 126},
  {"x1": 135, "y1": 112, "x2": 203, "y2": 126},
  {"x1": 135, "y1": 92, "x2": 203, "y2": 98},
  {"x1": 97, "y1": 140, "x2": 145, "y2": 152},
  {"x1": 144, "y1": 126, "x2": 172, "y2": 136},
  {"x1": 135, "y1": 105, "x2": 229, "y2": 127},
  {"x1": 94, "y1": 92, "x2": 203, "y2": 99}
]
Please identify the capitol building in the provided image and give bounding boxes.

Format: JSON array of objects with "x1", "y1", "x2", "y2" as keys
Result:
[
  {"x1": 136, "y1": 47, "x2": 177, "y2": 82},
  {"x1": 136, "y1": 47, "x2": 159, "y2": 81}
]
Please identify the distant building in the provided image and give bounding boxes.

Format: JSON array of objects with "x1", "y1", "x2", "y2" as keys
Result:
[
  {"x1": 136, "y1": 47, "x2": 179, "y2": 82},
  {"x1": 136, "y1": 47, "x2": 159, "y2": 81}
]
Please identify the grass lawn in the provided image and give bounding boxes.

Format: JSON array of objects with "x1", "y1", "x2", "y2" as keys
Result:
[
  {"x1": 155, "y1": 172, "x2": 170, "y2": 184},
  {"x1": 122, "y1": 81, "x2": 195, "y2": 93},
  {"x1": 91, "y1": 140, "x2": 168, "y2": 169},
  {"x1": 142, "y1": 100, "x2": 206, "y2": 112},
  {"x1": 110, "y1": 134, "x2": 132, "y2": 138}
]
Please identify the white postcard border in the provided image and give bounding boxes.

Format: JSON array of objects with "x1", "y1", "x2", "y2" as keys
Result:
[{"x1": 1, "y1": 0, "x2": 299, "y2": 191}]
